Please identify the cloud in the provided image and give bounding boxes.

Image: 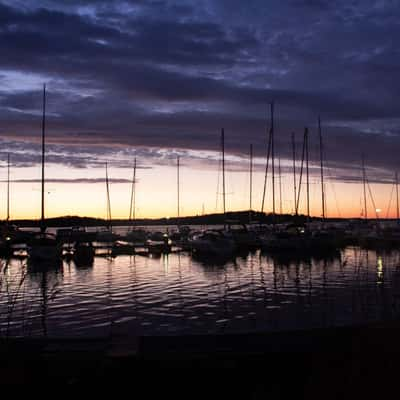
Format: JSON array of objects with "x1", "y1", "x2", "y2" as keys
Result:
[{"x1": 0, "y1": 0, "x2": 399, "y2": 185}]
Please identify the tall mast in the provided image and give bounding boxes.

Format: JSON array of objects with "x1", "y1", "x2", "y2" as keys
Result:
[
  {"x1": 396, "y1": 171, "x2": 399, "y2": 223},
  {"x1": 295, "y1": 128, "x2": 307, "y2": 216},
  {"x1": 292, "y1": 132, "x2": 297, "y2": 215},
  {"x1": 40, "y1": 84, "x2": 46, "y2": 233},
  {"x1": 305, "y1": 127, "x2": 310, "y2": 222},
  {"x1": 271, "y1": 102, "x2": 275, "y2": 223},
  {"x1": 261, "y1": 112, "x2": 272, "y2": 214},
  {"x1": 362, "y1": 154, "x2": 367, "y2": 220},
  {"x1": 7, "y1": 153, "x2": 10, "y2": 222},
  {"x1": 105, "y1": 162, "x2": 112, "y2": 230},
  {"x1": 278, "y1": 155, "x2": 282, "y2": 215},
  {"x1": 177, "y1": 156, "x2": 180, "y2": 225},
  {"x1": 249, "y1": 144, "x2": 253, "y2": 224},
  {"x1": 221, "y1": 128, "x2": 226, "y2": 229},
  {"x1": 318, "y1": 117, "x2": 326, "y2": 220},
  {"x1": 129, "y1": 158, "x2": 137, "y2": 223}
]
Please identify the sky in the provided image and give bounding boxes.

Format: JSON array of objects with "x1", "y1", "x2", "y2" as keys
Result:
[{"x1": 0, "y1": 0, "x2": 400, "y2": 220}]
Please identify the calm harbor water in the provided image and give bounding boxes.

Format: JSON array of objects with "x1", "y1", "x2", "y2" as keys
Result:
[{"x1": 2, "y1": 244, "x2": 400, "y2": 338}]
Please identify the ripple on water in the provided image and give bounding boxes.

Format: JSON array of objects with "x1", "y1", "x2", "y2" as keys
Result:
[{"x1": 1, "y1": 247, "x2": 400, "y2": 337}]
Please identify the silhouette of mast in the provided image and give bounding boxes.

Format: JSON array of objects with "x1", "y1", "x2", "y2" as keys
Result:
[
  {"x1": 249, "y1": 144, "x2": 253, "y2": 224},
  {"x1": 296, "y1": 128, "x2": 307, "y2": 216},
  {"x1": 40, "y1": 84, "x2": 46, "y2": 233},
  {"x1": 292, "y1": 132, "x2": 297, "y2": 216},
  {"x1": 271, "y1": 102, "x2": 275, "y2": 224},
  {"x1": 177, "y1": 156, "x2": 180, "y2": 226},
  {"x1": 105, "y1": 162, "x2": 112, "y2": 230},
  {"x1": 129, "y1": 158, "x2": 137, "y2": 223},
  {"x1": 221, "y1": 128, "x2": 226, "y2": 229},
  {"x1": 7, "y1": 153, "x2": 10, "y2": 222},
  {"x1": 318, "y1": 117, "x2": 326, "y2": 220},
  {"x1": 362, "y1": 154, "x2": 367, "y2": 220},
  {"x1": 305, "y1": 127, "x2": 310, "y2": 222},
  {"x1": 396, "y1": 171, "x2": 399, "y2": 223},
  {"x1": 261, "y1": 105, "x2": 273, "y2": 214}
]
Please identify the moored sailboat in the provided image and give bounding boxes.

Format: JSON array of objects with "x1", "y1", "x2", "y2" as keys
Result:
[{"x1": 28, "y1": 84, "x2": 61, "y2": 266}]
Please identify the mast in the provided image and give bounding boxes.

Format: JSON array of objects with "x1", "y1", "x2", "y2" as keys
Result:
[
  {"x1": 260, "y1": 113, "x2": 272, "y2": 214},
  {"x1": 295, "y1": 128, "x2": 307, "y2": 216},
  {"x1": 249, "y1": 144, "x2": 253, "y2": 224},
  {"x1": 177, "y1": 156, "x2": 180, "y2": 226},
  {"x1": 105, "y1": 162, "x2": 112, "y2": 230},
  {"x1": 318, "y1": 117, "x2": 326, "y2": 220},
  {"x1": 292, "y1": 133, "x2": 297, "y2": 215},
  {"x1": 7, "y1": 153, "x2": 10, "y2": 222},
  {"x1": 396, "y1": 171, "x2": 399, "y2": 223},
  {"x1": 271, "y1": 102, "x2": 275, "y2": 223},
  {"x1": 129, "y1": 158, "x2": 137, "y2": 223},
  {"x1": 40, "y1": 84, "x2": 46, "y2": 233},
  {"x1": 221, "y1": 128, "x2": 226, "y2": 229},
  {"x1": 278, "y1": 155, "x2": 282, "y2": 215},
  {"x1": 305, "y1": 127, "x2": 310, "y2": 222},
  {"x1": 362, "y1": 154, "x2": 367, "y2": 220}
]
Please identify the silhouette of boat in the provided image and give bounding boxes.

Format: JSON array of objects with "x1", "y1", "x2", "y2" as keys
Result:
[
  {"x1": 189, "y1": 230, "x2": 235, "y2": 257},
  {"x1": 28, "y1": 85, "x2": 61, "y2": 266}
]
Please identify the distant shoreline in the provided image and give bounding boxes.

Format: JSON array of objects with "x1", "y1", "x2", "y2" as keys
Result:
[{"x1": 2, "y1": 210, "x2": 384, "y2": 228}]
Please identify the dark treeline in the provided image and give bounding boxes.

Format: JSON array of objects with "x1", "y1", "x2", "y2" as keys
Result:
[{"x1": 5, "y1": 210, "x2": 359, "y2": 228}]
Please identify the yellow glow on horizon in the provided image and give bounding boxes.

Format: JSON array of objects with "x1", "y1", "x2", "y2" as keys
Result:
[{"x1": 1, "y1": 161, "x2": 399, "y2": 220}]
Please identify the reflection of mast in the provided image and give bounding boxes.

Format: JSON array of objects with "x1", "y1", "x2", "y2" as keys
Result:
[{"x1": 40, "y1": 271, "x2": 48, "y2": 337}]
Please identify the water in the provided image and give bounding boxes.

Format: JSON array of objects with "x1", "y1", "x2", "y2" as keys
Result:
[{"x1": 2, "y1": 246, "x2": 400, "y2": 338}]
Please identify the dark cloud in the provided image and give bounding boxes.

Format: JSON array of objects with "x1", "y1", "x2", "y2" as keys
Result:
[{"x1": 0, "y1": 0, "x2": 399, "y2": 185}]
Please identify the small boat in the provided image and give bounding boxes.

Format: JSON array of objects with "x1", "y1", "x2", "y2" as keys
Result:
[
  {"x1": 96, "y1": 228, "x2": 119, "y2": 243},
  {"x1": 189, "y1": 230, "x2": 236, "y2": 257},
  {"x1": 228, "y1": 224, "x2": 260, "y2": 250},
  {"x1": 125, "y1": 228, "x2": 147, "y2": 244},
  {"x1": 146, "y1": 232, "x2": 171, "y2": 254},
  {"x1": 28, "y1": 232, "x2": 61, "y2": 264},
  {"x1": 73, "y1": 241, "x2": 95, "y2": 267},
  {"x1": 111, "y1": 240, "x2": 135, "y2": 256}
]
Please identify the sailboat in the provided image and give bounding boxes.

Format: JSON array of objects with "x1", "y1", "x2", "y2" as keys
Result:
[
  {"x1": 125, "y1": 158, "x2": 147, "y2": 244},
  {"x1": 169, "y1": 156, "x2": 190, "y2": 246},
  {"x1": 97, "y1": 163, "x2": 119, "y2": 243},
  {"x1": 28, "y1": 85, "x2": 61, "y2": 266},
  {"x1": 189, "y1": 128, "x2": 235, "y2": 257}
]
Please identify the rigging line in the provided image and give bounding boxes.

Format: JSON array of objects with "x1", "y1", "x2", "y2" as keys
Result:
[
  {"x1": 260, "y1": 120, "x2": 273, "y2": 213},
  {"x1": 215, "y1": 156, "x2": 222, "y2": 212},
  {"x1": 323, "y1": 165, "x2": 342, "y2": 218},
  {"x1": 365, "y1": 177, "x2": 379, "y2": 219},
  {"x1": 385, "y1": 183, "x2": 395, "y2": 219},
  {"x1": 295, "y1": 128, "x2": 307, "y2": 215}
]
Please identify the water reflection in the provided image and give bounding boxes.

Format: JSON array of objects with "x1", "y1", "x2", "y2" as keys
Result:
[{"x1": 1, "y1": 247, "x2": 400, "y2": 338}]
